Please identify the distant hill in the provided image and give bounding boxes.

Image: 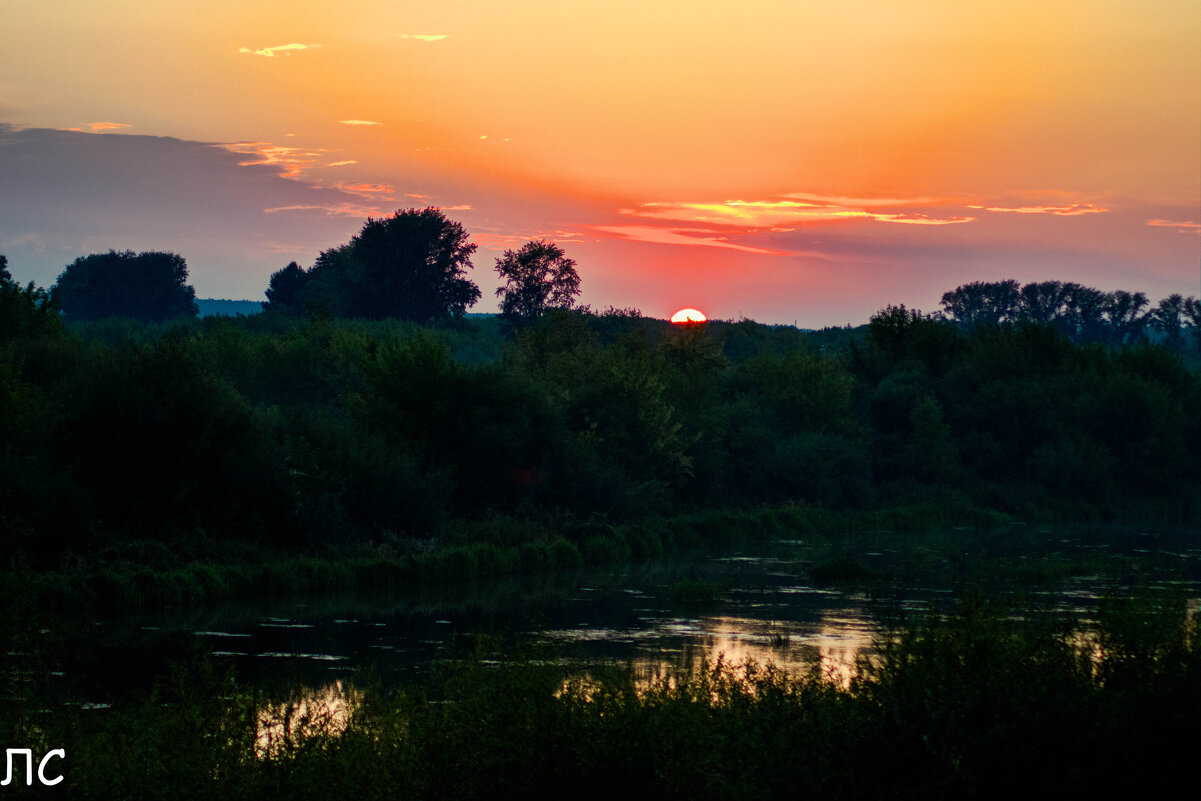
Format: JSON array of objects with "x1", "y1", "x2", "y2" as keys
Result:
[{"x1": 197, "y1": 299, "x2": 262, "y2": 318}]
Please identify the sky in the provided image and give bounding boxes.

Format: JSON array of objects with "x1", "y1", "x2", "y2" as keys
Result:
[{"x1": 1, "y1": 0, "x2": 1198, "y2": 326}]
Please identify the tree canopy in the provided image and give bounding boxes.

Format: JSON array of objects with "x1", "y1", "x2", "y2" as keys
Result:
[
  {"x1": 51, "y1": 250, "x2": 198, "y2": 323},
  {"x1": 263, "y1": 261, "x2": 307, "y2": 313},
  {"x1": 494, "y1": 240, "x2": 581, "y2": 323},
  {"x1": 270, "y1": 208, "x2": 481, "y2": 321}
]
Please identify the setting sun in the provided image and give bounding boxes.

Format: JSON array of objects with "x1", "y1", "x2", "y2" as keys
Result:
[{"x1": 671, "y1": 308, "x2": 707, "y2": 324}]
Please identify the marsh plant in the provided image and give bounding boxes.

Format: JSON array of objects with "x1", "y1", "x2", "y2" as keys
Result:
[{"x1": 3, "y1": 592, "x2": 1196, "y2": 799}]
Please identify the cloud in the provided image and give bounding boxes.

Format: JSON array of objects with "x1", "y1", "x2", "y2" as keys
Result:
[
  {"x1": 239, "y1": 43, "x2": 320, "y2": 57},
  {"x1": 783, "y1": 192, "x2": 939, "y2": 208},
  {"x1": 591, "y1": 225, "x2": 789, "y2": 255},
  {"x1": 474, "y1": 229, "x2": 592, "y2": 250},
  {"x1": 215, "y1": 141, "x2": 329, "y2": 180},
  {"x1": 400, "y1": 34, "x2": 449, "y2": 42},
  {"x1": 263, "y1": 203, "x2": 384, "y2": 217},
  {"x1": 87, "y1": 121, "x2": 132, "y2": 131},
  {"x1": 870, "y1": 213, "x2": 975, "y2": 225},
  {"x1": 1147, "y1": 219, "x2": 1201, "y2": 235},
  {"x1": 325, "y1": 160, "x2": 358, "y2": 167},
  {"x1": 335, "y1": 181, "x2": 394, "y2": 200},
  {"x1": 339, "y1": 119, "x2": 382, "y2": 126},
  {"x1": 442, "y1": 204, "x2": 472, "y2": 211},
  {"x1": 967, "y1": 203, "x2": 1108, "y2": 216},
  {"x1": 625, "y1": 198, "x2": 972, "y2": 228}
]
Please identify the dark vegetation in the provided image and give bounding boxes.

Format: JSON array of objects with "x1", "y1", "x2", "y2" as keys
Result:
[
  {"x1": 1, "y1": 213, "x2": 1198, "y2": 796},
  {"x1": 51, "y1": 250, "x2": 199, "y2": 323},
  {"x1": 264, "y1": 208, "x2": 480, "y2": 321},
  {"x1": 1, "y1": 212, "x2": 1199, "y2": 597},
  {"x1": 2, "y1": 592, "x2": 1196, "y2": 798}
]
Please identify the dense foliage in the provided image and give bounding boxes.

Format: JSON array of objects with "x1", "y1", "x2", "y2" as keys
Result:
[
  {"x1": 494, "y1": 240, "x2": 582, "y2": 323},
  {"x1": 50, "y1": 250, "x2": 198, "y2": 323},
  {"x1": 264, "y1": 208, "x2": 481, "y2": 321},
  {"x1": 2, "y1": 260, "x2": 1199, "y2": 569},
  {"x1": 940, "y1": 279, "x2": 1201, "y2": 349}
]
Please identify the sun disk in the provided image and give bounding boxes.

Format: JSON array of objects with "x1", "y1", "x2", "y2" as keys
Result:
[{"x1": 671, "y1": 308, "x2": 707, "y2": 324}]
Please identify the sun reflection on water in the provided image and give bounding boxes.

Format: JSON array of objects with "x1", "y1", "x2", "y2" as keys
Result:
[{"x1": 255, "y1": 681, "x2": 360, "y2": 759}]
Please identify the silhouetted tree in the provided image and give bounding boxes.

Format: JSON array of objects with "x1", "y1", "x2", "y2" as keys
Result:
[
  {"x1": 0, "y1": 255, "x2": 61, "y2": 341},
  {"x1": 1149, "y1": 294, "x2": 1187, "y2": 351},
  {"x1": 1101, "y1": 290, "x2": 1149, "y2": 345},
  {"x1": 302, "y1": 208, "x2": 480, "y2": 321},
  {"x1": 51, "y1": 250, "x2": 198, "y2": 323},
  {"x1": 1019, "y1": 280, "x2": 1078, "y2": 335},
  {"x1": 1185, "y1": 297, "x2": 1201, "y2": 350},
  {"x1": 940, "y1": 280, "x2": 1021, "y2": 327},
  {"x1": 494, "y1": 240, "x2": 581, "y2": 324},
  {"x1": 1063, "y1": 283, "x2": 1108, "y2": 343},
  {"x1": 263, "y1": 261, "x2": 309, "y2": 313}
]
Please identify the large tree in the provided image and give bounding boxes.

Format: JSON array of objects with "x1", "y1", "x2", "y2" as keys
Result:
[
  {"x1": 263, "y1": 261, "x2": 308, "y2": 313},
  {"x1": 939, "y1": 280, "x2": 1021, "y2": 327},
  {"x1": 302, "y1": 208, "x2": 480, "y2": 321},
  {"x1": 494, "y1": 240, "x2": 581, "y2": 323},
  {"x1": 51, "y1": 250, "x2": 198, "y2": 323}
]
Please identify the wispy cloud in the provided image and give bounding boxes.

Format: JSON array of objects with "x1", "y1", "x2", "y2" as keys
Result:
[
  {"x1": 967, "y1": 203, "x2": 1108, "y2": 216},
  {"x1": 87, "y1": 121, "x2": 132, "y2": 131},
  {"x1": 474, "y1": 229, "x2": 595, "y2": 251},
  {"x1": 264, "y1": 202, "x2": 384, "y2": 217},
  {"x1": 239, "y1": 43, "x2": 320, "y2": 57},
  {"x1": 442, "y1": 204, "x2": 472, "y2": 211},
  {"x1": 400, "y1": 34, "x2": 449, "y2": 42},
  {"x1": 783, "y1": 192, "x2": 939, "y2": 208},
  {"x1": 339, "y1": 119, "x2": 382, "y2": 126},
  {"x1": 869, "y1": 213, "x2": 976, "y2": 225},
  {"x1": 592, "y1": 225, "x2": 789, "y2": 255},
  {"x1": 215, "y1": 141, "x2": 329, "y2": 180},
  {"x1": 325, "y1": 160, "x2": 358, "y2": 167},
  {"x1": 1147, "y1": 219, "x2": 1201, "y2": 235},
  {"x1": 625, "y1": 198, "x2": 973, "y2": 228},
  {"x1": 335, "y1": 182, "x2": 394, "y2": 200}
]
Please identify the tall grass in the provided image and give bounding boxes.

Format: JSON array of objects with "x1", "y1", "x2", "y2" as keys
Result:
[{"x1": 4, "y1": 592, "x2": 1196, "y2": 799}]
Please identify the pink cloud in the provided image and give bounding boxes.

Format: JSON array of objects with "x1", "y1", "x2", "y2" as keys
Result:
[
  {"x1": 1147, "y1": 219, "x2": 1201, "y2": 235},
  {"x1": 591, "y1": 225, "x2": 790, "y2": 255},
  {"x1": 215, "y1": 141, "x2": 329, "y2": 180},
  {"x1": 967, "y1": 202, "x2": 1108, "y2": 216},
  {"x1": 474, "y1": 229, "x2": 593, "y2": 250},
  {"x1": 263, "y1": 203, "x2": 383, "y2": 217},
  {"x1": 335, "y1": 181, "x2": 395, "y2": 200},
  {"x1": 624, "y1": 198, "x2": 973, "y2": 228}
]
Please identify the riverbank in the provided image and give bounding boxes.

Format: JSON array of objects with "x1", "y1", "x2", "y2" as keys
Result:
[
  {"x1": 9, "y1": 502, "x2": 1016, "y2": 611},
  {"x1": 14, "y1": 501, "x2": 1198, "y2": 616},
  {"x1": 4, "y1": 591, "x2": 1196, "y2": 799}
]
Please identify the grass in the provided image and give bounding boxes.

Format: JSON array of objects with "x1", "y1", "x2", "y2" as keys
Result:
[
  {"x1": 3, "y1": 591, "x2": 1197, "y2": 799},
  {"x1": 12, "y1": 501, "x2": 1029, "y2": 612}
]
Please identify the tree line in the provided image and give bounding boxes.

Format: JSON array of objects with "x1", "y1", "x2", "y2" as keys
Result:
[
  {"x1": 16, "y1": 209, "x2": 1201, "y2": 356},
  {"x1": 30, "y1": 208, "x2": 583, "y2": 327},
  {"x1": 2, "y1": 250, "x2": 1198, "y2": 567},
  {"x1": 940, "y1": 279, "x2": 1201, "y2": 349}
]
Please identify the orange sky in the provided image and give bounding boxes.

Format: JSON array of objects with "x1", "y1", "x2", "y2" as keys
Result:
[{"x1": 1, "y1": 1, "x2": 1197, "y2": 324}]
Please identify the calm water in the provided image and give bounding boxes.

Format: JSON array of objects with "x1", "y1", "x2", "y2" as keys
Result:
[{"x1": 55, "y1": 529, "x2": 1201, "y2": 702}]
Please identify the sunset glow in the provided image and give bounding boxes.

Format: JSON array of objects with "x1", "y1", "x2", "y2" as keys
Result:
[
  {"x1": 0, "y1": 1, "x2": 1196, "y2": 324},
  {"x1": 671, "y1": 309, "x2": 708, "y2": 324}
]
